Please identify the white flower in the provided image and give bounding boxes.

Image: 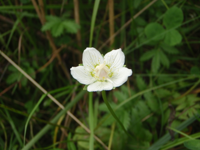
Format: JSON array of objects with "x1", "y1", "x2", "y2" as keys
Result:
[{"x1": 70, "y1": 47, "x2": 132, "y2": 92}]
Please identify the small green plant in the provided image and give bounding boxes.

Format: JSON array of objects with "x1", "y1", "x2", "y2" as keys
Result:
[{"x1": 41, "y1": 13, "x2": 80, "y2": 37}]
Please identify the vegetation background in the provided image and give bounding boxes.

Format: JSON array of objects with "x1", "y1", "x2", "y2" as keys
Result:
[{"x1": 0, "y1": 0, "x2": 200, "y2": 150}]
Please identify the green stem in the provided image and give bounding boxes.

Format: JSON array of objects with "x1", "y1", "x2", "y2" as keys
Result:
[
  {"x1": 102, "y1": 91, "x2": 131, "y2": 137},
  {"x1": 89, "y1": 0, "x2": 100, "y2": 47},
  {"x1": 89, "y1": 92, "x2": 94, "y2": 150},
  {"x1": 161, "y1": 0, "x2": 169, "y2": 9},
  {"x1": 108, "y1": 122, "x2": 115, "y2": 150}
]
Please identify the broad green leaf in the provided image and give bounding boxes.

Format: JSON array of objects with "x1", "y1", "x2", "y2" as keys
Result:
[
  {"x1": 184, "y1": 139, "x2": 200, "y2": 150},
  {"x1": 145, "y1": 23, "x2": 165, "y2": 41},
  {"x1": 51, "y1": 22, "x2": 64, "y2": 37},
  {"x1": 151, "y1": 49, "x2": 160, "y2": 73},
  {"x1": 8, "y1": 65, "x2": 17, "y2": 71},
  {"x1": 140, "y1": 49, "x2": 156, "y2": 61},
  {"x1": 136, "y1": 101, "x2": 151, "y2": 119},
  {"x1": 6, "y1": 72, "x2": 21, "y2": 84},
  {"x1": 41, "y1": 16, "x2": 79, "y2": 36},
  {"x1": 163, "y1": 6, "x2": 183, "y2": 29},
  {"x1": 171, "y1": 95, "x2": 185, "y2": 105},
  {"x1": 136, "y1": 76, "x2": 147, "y2": 90},
  {"x1": 171, "y1": 120, "x2": 182, "y2": 128},
  {"x1": 63, "y1": 20, "x2": 80, "y2": 33},
  {"x1": 159, "y1": 50, "x2": 170, "y2": 68},
  {"x1": 21, "y1": 77, "x2": 28, "y2": 87},
  {"x1": 114, "y1": 91, "x2": 127, "y2": 102},
  {"x1": 190, "y1": 66, "x2": 200, "y2": 75},
  {"x1": 144, "y1": 92, "x2": 159, "y2": 113},
  {"x1": 156, "y1": 89, "x2": 171, "y2": 98},
  {"x1": 41, "y1": 16, "x2": 60, "y2": 31},
  {"x1": 188, "y1": 108, "x2": 195, "y2": 118},
  {"x1": 67, "y1": 133, "x2": 76, "y2": 150},
  {"x1": 120, "y1": 110, "x2": 130, "y2": 130},
  {"x1": 163, "y1": 109, "x2": 170, "y2": 125},
  {"x1": 164, "y1": 29, "x2": 182, "y2": 46},
  {"x1": 187, "y1": 94, "x2": 200, "y2": 105},
  {"x1": 160, "y1": 42, "x2": 179, "y2": 54},
  {"x1": 73, "y1": 127, "x2": 89, "y2": 149},
  {"x1": 46, "y1": 15, "x2": 60, "y2": 20},
  {"x1": 176, "y1": 102, "x2": 187, "y2": 111}
]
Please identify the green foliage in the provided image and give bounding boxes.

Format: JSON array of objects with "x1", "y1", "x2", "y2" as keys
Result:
[
  {"x1": 6, "y1": 63, "x2": 35, "y2": 87},
  {"x1": 171, "y1": 94, "x2": 200, "y2": 120},
  {"x1": 163, "y1": 6, "x2": 183, "y2": 29},
  {"x1": 73, "y1": 126, "x2": 110, "y2": 150},
  {"x1": 140, "y1": 49, "x2": 156, "y2": 62},
  {"x1": 141, "y1": 6, "x2": 183, "y2": 73},
  {"x1": 42, "y1": 15, "x2": 80, "y2": 37},
  {"x1": 145, "y1": 23, "x2": 165, "y2": 41},
  {"x1": 160, "y1": 42, "x2": 179, "y2": 54},
  {"x1": 184, "y1": 139, "x2": 200, "y2": 150},
  {"x1": 164, "y1": 29, "x2": 182, "y2": 46}
]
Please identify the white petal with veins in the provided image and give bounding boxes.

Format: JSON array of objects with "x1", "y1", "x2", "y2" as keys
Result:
[
  {"x1": 70, "y1": 66, "x2": 95, "y2": 85},
  {"x1": 87, "y1": 81, "x2": 113, "y2": 92},
  {"x1": 83, "y1": 47, "x2": 104, "y2": 71},
  {"x1": 110, "y1": 67, "x2": 132, "y2": 87},
  {"x1": 104, "y1": 48, "x2": 125, "y2": 71}
]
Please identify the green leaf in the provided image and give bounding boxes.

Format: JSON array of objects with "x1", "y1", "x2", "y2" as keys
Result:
[
  {"x1": 144, "y1": 92, "x2": 159, "y2": 113},
  {"x1": 63, "y1": 20, "x2": 80, "y2": 33},
  {"x1": 145, "y1": 23, "x2": 165, "y2": 41},
  {"x1": 151, "y1": 49, "x2": 160, "y2": 73},
  {"x1": 176, "y1": 102, "x2": 187, "y2": 111},
  {"x1": 184, "y1": 139, "x2": 200, "y2": 150},
  {"x1": 136, "y1": 76, "x2": 147, "y2": 90},
  {"x1": 21, "y1": 78, "x2": 28, "y2": 87},
  {"x1": 140, "y1": 49, "x2": 156, "y2": 61},
  {"x1": 159, "y1": 50, "x2": 170, "y2": 68},
  {"x1": 51, "y1": 22, "x2": 64, "y2": 37},
  {"x1": 67, "y1": 133, "x2": 76, "y2": 150},
  {"x1": 8, "y1": 65, "x2": 17, "y2": 71},
  {"x1": 160, "y1": 42, "x2": 179, "y2": 54},
  {"x1": 114, "y1": 91, "x2": 127, "y2": 102},
  {"x1": 6, "y1": 72, "x2": 21, "y2": 84},
  {"x1": 41, "y1": 16, "x2": 79, "y2": 37},
  {"x1": 156, "y1": 89, "x2": 171, "y2": 98},
  {"x1": 136, "y1": 101, "x2": 151, "y2": 119},
  {"x1": 41, "y1": 16, "x2": 60, "y2": 31},
  {"x1": 73, "y1": 127, "x2": 89, "y2": 149},
  {"x1": 163, "y1": 6, "x2": 183, "y2": 29},
  {"x1": 190, "y1": 66, "x2": 200, "y2": 75},
  {"x1": 164, "y1": 29, "x2": 182, "y2": 46},
  {"x1": 120, "y1": 110, "x2": 130, "y2": 130}
]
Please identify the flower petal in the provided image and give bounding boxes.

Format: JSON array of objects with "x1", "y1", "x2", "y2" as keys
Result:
[
  {"x1": 104, "y1": 48, "x2": 125, "y2": 70},
  {"x1": 87, "y1": 81, "x2": 113, "y2": 92},
  {"x1": 110, "y1": 67, "x2": 132, "y2": 87},
  {"x1": 70, "y1": 66, "x2": 95, "y2": 85},
  {"x1": 83, "y1": 47, "x2": 104, "y2": 71}
]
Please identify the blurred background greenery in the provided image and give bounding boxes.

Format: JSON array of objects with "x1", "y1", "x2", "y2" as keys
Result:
[{"x1": 1, "y1": 0, "x2": 200, "y2": 150}]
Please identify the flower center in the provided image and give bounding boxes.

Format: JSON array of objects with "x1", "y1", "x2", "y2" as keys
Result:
[{"x1": 94, "y1": 64, "x2": 109, "y2": 80}]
